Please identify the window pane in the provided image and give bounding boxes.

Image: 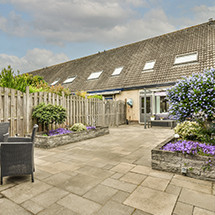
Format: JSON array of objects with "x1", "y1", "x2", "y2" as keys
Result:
[
  {"x1": 143, "y1": 61, "x2": 155, "y2": 71},
  {"x1": 63, "y1": 76, "x2": 76, "y2": 84},
  {"x1": 174, "y1": 52, "x2": 198, "y2": 64},
  {"x1": 88, "y1": 71, "x2": 103, "y2": 80},
  {"x1": 112, "y1": 67, "x2": 123, "y2": 76},
  {"x1": 160, "y1": 96, "x2": 169, "y2": 113}
]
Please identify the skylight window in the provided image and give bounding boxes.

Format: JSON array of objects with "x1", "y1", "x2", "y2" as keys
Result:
[
  {"x1": 63, "y1": 76, "x2": 76, "y2": 84},
  {"x1": 87, "y1": 71, "x2": 103, "y2": 80},
  {"x1": 50, "y1": 79, "x2": 60, "y2": 85},
  {"x1": 174, "y1": 52, "x2": 198, "y2": 65},
  {"x1": 143, "y1": 60, "x2": 156, "y2": 71},
  {"x1": 112, "y1": 67, "x2": 123, "y2": 76}
]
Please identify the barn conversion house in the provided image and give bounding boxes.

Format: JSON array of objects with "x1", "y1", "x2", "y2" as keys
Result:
[{"x1": 30, "y1": 20, "x2": 215, "y2": 123}]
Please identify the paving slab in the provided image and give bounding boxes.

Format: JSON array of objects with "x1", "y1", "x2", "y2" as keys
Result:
[
  {"x1": 37, "y1": 203, "x2": 78, "y2": 215},
  {"x1": 110, "y1": 162, "x2": 136, "y2": 174},
  {"x1": 171, "y1": 178, "x2": 212, "y2": 194},
  {"x1": 165, "y1": 184, "x2": 182, "y2": 196},
  {"x1": 0, "y1": 198, "x2": 31, "y2": 215},
  {"x1": 173, "y1": 201, "x2": 193, "y2": 215},
  {"x1": 111, "y1": 190, "x2": 130, "y2": 203},
  {"x1": 83, "y1": 184, "x2": 118, "y2": 205},
  {"x1": 179, "y1": 188, "x2": 215, "y2": 212},
  {"x1": 124, "y1": 186, "x2": 177, "y2": 215},
  {"x1": 30, "y1": 187, "x2": 68, "y2": 208},
  {"x1": 193, "y1": 207, "x2": 215, "y2": 215},
  {"x1": 94, "y1": 200, "x2": 134, "y2": 215},
  {"x1": 1, "y1": 180, "x2": 52, "y2": 204},
  {"x1": 58, "y1": 193, "x2": 101, "y2": 215},
  {"x1": 141, "y1": 176, "x2": 170, "y2": 191},
  {"x1": 120, "y1": 172, "x2": 147, "y2": 185},
  {"x1": 101, "y1": 178, "x2": 137, "y2": 193},
  {"x1": 21, "y1": 199, "x2": 44, "y2": 214},
  {"x1": 57, "y1": 173, "x2": 102, "y2": 195}
]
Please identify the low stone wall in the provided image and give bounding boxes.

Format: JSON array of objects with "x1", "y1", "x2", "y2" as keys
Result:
[
  {"x1": 35, "y1": 127, "x2": 109, "y2": 149},
  {"x1": 151, "y1": 137, "x2": 215, "y2": 181}
]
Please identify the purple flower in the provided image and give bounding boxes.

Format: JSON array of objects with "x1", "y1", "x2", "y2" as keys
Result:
[
  {"x1": 161, "y1": 140, "x2": 215, "y2": 157},
  {"x1": 86, "y1": 126, "x2": 96, "y2": 130},
  {"x1": 48, "y1": 128, "x2": 72, "y2": 136}
]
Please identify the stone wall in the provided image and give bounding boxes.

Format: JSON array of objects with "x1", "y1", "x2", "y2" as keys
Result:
[
  {"x1": 151, "y1": 137, "x2": 215, "y2": 181},
  {"x1": 35, "y1": 127, "x2": 109, "y2": 149}
]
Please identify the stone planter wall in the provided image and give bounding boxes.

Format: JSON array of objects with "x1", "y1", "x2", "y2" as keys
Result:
[
  {"x1": 151, "y1": 137, "x2": 215, "y2": 181},
  {"x1": 35, "y1": 127, "x2": 109, "y2": 149}
]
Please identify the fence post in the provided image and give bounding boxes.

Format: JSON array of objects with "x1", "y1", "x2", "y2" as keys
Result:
[
  {"x1": 3, "y1": 88, "x2": 9, "y2": 123},
  {"x1": 26, "y1": 86, "x2": 30, "y2": 135},
  {"x1": 102, "y1": 97, "x2": 106, "y2": 127}
]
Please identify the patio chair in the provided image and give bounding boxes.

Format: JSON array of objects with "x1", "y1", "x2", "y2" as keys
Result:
[
  {"x1": 0, "y1": 122, "x2": 10, "y2": 142},
  {"x1": 0, "y1": 124, "x2": 38, "y2": 185}
]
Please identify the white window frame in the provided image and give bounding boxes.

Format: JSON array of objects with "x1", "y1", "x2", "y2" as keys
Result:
[
  {"x1": 87, "y1": 71, "x2": 103, "y2": 80},
  {"x1": 50, "y1": 79, "x2": 60, "y2": 86},
  {"x1": 142, "y1": 60, "x2": 156, "y2": 72},
  {"x1": 112, "y1": 67, "x2": 123, "y2": 76},
  {"x1": 174, "y1": 52, "x2": 198, "y2": 65},
  {"x1": 63, "y1": 76, "x2": 76, "y2": 84}
]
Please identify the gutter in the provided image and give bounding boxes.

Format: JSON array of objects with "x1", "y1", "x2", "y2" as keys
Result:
[{"x1": 87, "y1": 82, "x2": 176, "y2": 95}]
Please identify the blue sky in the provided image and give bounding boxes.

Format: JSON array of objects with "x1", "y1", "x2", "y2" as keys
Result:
[{"x1": 0, "y1": 0, "x2": 214, "y2": 73}]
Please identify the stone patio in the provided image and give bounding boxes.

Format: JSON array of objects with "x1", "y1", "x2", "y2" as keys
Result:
[{"x1": 0, "y1": 125, "x2": 215, "y2": 215}]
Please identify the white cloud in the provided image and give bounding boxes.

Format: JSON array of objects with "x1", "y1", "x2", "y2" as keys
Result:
[
  {"x1": 0, "y1": 0, "x2": 176, "y2": 46},
  {"x1": 0, "y1": 48, "x2": 69, "y2": 73}
]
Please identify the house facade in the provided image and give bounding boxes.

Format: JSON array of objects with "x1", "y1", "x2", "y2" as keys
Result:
[{"x1": 30, "y1": 20, "x2": 215, "y2": 123}]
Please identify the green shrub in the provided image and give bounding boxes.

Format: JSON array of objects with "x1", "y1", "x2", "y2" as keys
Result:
[
  {"x1": 174, "y1": 121, "x2": 201, "y2": 140},
  {"x1": 32, "y1": 103, "x2": 67, "y2": 132},
  {"x1": 174, "y1": 121, "x2": 215, "y2": 144},
  {"x1": 70, "y1": 123, "x2": 87, "y2": 132}
]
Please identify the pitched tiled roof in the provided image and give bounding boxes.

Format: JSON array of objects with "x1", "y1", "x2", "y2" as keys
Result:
[{"x1": 30, "y1": 21, "x2": 215, "y2": 92}]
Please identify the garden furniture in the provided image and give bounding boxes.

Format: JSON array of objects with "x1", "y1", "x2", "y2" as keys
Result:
[
  {"x1": 0, "y1": 124, "x2": 38, "y2": 185},
  {"x1": 0, "y1": 122, "x2": 10, "y2": 142}
]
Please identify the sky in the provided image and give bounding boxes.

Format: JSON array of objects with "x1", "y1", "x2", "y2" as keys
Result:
[{"x1": 0, "y1": 0, "x2": 215, "y2": 73}]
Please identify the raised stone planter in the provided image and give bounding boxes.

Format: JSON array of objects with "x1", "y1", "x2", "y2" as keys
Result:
[
  {"x1": 151, "y1": 137, "x2": 215, "y2": 181},
  {"x1": 35, "y1": 127, "x2": 109, "y2": 149}
]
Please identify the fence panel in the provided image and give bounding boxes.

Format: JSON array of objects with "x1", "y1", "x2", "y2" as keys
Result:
[{"x1": 0, "y1": 87, "x2": 126, "y2": 136}]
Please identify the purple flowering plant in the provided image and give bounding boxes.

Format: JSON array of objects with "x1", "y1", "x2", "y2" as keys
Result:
[
  {"x1": 86, "y1": 126, "x2": 96, "y2": 130},
  {"x1": 48, "y1": 128, "x2": 72, "y2": 136},
  {"x1": 162, "y1": 140, "x2": 215, "y2": 157},
  {"x1": 167, "y1": 68, "x2": 215, "y2": 122}
]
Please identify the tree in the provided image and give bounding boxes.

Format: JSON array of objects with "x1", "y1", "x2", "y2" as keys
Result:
[{"x1": 167, "y1": 68, "x2": 215, "y2": 122}]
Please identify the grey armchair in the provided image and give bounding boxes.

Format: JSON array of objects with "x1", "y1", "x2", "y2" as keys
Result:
[
  {"x1": 0, "y1": 124, "x2": 38, "y2": 185},
  {"x1": 0, "y1": 122, "x2": 10, "y2": 142}
]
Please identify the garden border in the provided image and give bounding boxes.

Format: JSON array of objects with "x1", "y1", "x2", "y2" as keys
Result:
[
  {"x1": 151, "y1": 137, "x2": 215, "y2": 181},
  {"x1": 35, "y1": 127, "x2": 109, "y2": 149}
]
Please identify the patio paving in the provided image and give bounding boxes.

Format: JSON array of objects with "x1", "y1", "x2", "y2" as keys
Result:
[{"x1": 0, "y1": 125, "x2": 215, "y2": 215}]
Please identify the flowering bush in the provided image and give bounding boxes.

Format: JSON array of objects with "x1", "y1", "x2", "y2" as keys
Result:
[
  {"x1": 167, "y1": 68, "x2": 215, "y2": 122},
  {"x1": 162, "y1": 140, "x2": 215, "y2": 157},
  {"x1": 48, "y1": 128, "x2": 72, "y2": 136},
  {"x1": 70, "y1": 123, "x2": 87, "y2": 132}
]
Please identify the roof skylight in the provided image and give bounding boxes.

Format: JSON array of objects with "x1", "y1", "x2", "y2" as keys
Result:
[
  {"x1": 112, "y1": 67, "x2": 123, "y2": 76},
  {"x1": 87, "y1": 71, "x2": 103, "y2": 80},
  {"x1": 50, "y1": 79, "x2": 60, "y2": 85},
  {"x1": 143, "y1": 60, "x2": 156, "y2": 71},
  {"x1": 63, "y1": 76, "x2": 76, "y2": 84},
  {"x1": 174, "y1": 52, "x2": 198, "y2": 65}
]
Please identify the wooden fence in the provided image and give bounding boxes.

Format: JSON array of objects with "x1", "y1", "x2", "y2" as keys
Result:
[{"x1": 0, "y1": 87, "x2": 126, "y2": 136}]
